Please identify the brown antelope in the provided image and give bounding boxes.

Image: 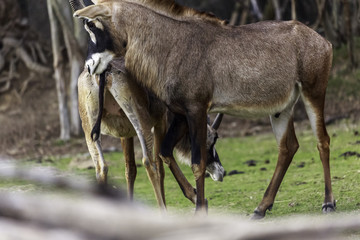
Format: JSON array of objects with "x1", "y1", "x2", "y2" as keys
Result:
[
  {"x1": 73, "y1": 0, "x2": 335, "y2": 218},
  {"x1": 74, "y1": 1, "x2": 224, "y2": 208},
  {"x1": 79, "y1": 58, "x2": 225, "y2": 208}
]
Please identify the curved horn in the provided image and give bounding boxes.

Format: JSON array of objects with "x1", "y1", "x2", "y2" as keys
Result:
[
  {"x1": 211, "y1": 113, "x2": 223, "y2": 130},
  {"x1": 69, "y1": 0, "x2": 85, "y2": 12}
]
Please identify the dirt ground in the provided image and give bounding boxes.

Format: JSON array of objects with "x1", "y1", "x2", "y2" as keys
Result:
[{"x1": 1, "y1": 61, "x2": 359, "y2": 161}]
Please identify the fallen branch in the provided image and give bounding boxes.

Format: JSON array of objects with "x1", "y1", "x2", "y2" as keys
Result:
[
  {"x1": 34, "y1": 42, "x2": 48, "y2": 64},
  {"x1": 0, "y1": 161, "x2": 125, "y2": 199},
  {"x1": 2, "y1": 37, "x2": 52, "y2": 75},
  {"x1": 19, "y1": 72, "x2": 34, "y2": 96},
  {"x1": 0, "y1": 53, "x2": 5, "y2": 71},
  {"x1": 15, "y1": 47, "x2": 52, "y2": 74},
  {"x1": 0, "y1": 76, "x2": 11, "y2": 92}
]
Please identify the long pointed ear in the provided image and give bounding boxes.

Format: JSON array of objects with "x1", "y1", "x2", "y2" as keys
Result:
[{"x1": 73, "y1": 4, "x2": 111, "y2": 20}]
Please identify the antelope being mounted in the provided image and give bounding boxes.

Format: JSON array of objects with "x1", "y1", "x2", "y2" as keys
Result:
[
  {"x1": 78, "y1": 58, "x2": 224, "y2": 208},
  {"x1": 74, "y1": 0, "x2": 335, "y2": 217},
  {"x1": 72, "y1": 0, "x2": 225, "y2": 209}
]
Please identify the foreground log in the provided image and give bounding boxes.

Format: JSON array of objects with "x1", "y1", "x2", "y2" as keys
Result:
[
  {"x1": 0, "y1": 191, "x2": 360, "y2": 240},
  {"x1": 0, "y1": 161, "x2": 359, "y2": 239}
]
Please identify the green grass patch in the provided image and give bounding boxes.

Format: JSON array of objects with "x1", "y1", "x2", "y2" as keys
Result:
[
  {"x1": 105, "y1": 121, "x2": 360, "y2": 217},
  {"x1": 4, "y1": 121, "x2": 360, "y2": 218}
]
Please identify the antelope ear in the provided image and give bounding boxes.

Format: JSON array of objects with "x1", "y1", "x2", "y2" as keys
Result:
[{"x1": 73, "y1": 4, "x2": 111, "y2": 20}]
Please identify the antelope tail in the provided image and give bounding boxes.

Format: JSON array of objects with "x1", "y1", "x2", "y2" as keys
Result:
[{"x1": 91, "y1": 72, "x2": 106, "y2": 141}]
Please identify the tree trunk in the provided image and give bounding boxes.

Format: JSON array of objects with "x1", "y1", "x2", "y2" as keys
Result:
[
  {"x1": 250, "y1": 0, "x2": 263, "y2": 21},
  {"x1": 51, "y1": 0, "x2": 85, "y2": 136},
  {"x1": 47, "y1": 0, "x2": 71, "y2": 141},
  {"x1": 69, "y1": 56, "x2": 82, "y2": 136},
  {"x1": 312, "y1": 0, "x2": 326, "y2": 30},
  {"x1": 70, "y1": 18, "x2": 86, "y2": 137},
  {"x1": 343, "y1": 0, "x2": 357, "y2": 69},
  {"x1": 229, "y1": 1, "x2": 241, "y2": 26},
  {"x1": 272, "y1": 0, "x2": 281, "y2": 20},
  {"x1": 323, "y1": 4, "x2": 341, "y2": 48},
  {"x1": 240, "y1": 0, "x2": 250, "y2": 25},
  {"x1": 291, "y1": 0, "x2": 296, "y2": 20}
]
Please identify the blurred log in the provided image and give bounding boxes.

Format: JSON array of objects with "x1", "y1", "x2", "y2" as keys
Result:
[
  {"x1": 0, "y1": 219, "x2": 90, "y2": 240},
  {"x1": 0, "y1": 161, "x2": 125, "y2": 198},
  {"x1": 0, "y1": 161, "x2": 360, "y2": 240},
  {"x1": 0, "y1": 190, "x2": 360, "y2": 240}
]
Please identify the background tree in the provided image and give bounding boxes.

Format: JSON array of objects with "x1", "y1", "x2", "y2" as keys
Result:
[{"x1": 47, "y1": 0, "x2": 85, "y2": 140}]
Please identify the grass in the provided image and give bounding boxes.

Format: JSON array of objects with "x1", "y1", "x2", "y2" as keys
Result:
[{"x1": 4, "y1": 120, "x2": 358, "y2": 218}]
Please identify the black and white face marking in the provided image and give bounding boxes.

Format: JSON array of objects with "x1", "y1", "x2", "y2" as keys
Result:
[
  {"x1": 205, "y1": 126, "x2": 225, "y2": 182},
  {"x1": 84, "y1": 19, "x2": 115, "y2": 75}
]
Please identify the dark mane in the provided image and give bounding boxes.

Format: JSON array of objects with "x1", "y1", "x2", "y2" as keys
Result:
[
  {"x1": 107, "y1": 0, "x2": 227, "y2": 25},
  {"x1": 144, "y1": 0, "x2": 228, "y2": 25}
]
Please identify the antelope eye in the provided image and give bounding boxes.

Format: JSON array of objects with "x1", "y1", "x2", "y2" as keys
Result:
[{"x1": 87, "y1": 21, "x2": 95, "y2": 28}]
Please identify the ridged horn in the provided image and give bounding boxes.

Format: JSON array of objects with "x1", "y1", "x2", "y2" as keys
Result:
[
  {"x1": 211, "y1": 113, "x2": 224, "y2": 130},
  {"x1": 69, "y1": 0, "x2": 85, "y2": 12}
]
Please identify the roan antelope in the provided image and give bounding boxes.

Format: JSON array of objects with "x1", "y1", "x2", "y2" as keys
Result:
[
  {"x1": 73, "y1": 0, "x2": 335, "y2": 218},
  {"x1": 78, "y1": 58, "x2": 224, "y2": 208},
  {"x1": 73, "y1": 0, "x2": 225, "y2": 208}
]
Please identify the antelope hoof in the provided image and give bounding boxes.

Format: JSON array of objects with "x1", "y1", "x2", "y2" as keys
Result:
[
  {"x1": 96, "y1": 173, "x2": 107, "y2": 185},
  {"x1": 195, "y1": 198, "x2": 208, "y2": 216},
  {"x1": 205, "y1": 198, "x2": 208, "y2": 213},
  {"x1": 251, "y1": 204, "x2": 272, "y2": 220},
  {"x1": 322, "y1": 201, "x2": 336, "y2": 213},
  {"x1": 251, "y1": 209, "x2": 265, "y2": 220}
]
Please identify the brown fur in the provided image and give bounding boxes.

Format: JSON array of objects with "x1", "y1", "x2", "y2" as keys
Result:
[
  {"x1": 78, "y1": 58, "x2": 223, "y2": 206},
  {"x1": 75, "y1": 0, "x2": 334, "y2": 217}
]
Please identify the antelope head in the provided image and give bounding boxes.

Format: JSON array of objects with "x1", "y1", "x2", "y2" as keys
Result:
[
  {"x1": 205, "y1": 113, "x2": 224, "y2": 182},
  {"x1": 71, "y1": 0, "x2": 118, "y2": 75}
]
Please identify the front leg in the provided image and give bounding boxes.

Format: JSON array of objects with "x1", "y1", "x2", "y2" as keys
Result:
[
  {"x1": 153, "y1": 118, "x2": 167, "y2": 201},
  {"x1": 186, "y1": 110, "x2": 208, "y2": 214},
  {"x1": 159, "y1": 114, "x2": 197, "y2": 203}
]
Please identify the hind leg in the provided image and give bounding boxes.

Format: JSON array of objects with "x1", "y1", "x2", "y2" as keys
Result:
[
  {"x1": 153, "y1": 118, "x2": 166, "y2": 202},
  {"x1": 121, "y1": 137, "x2": 137, "y2": 200},
  {"x1": 253, "y1": 108, "x2": 299, "y2": 219},
  {"x1": 83, "y1": 134, "x2": 108, "y2": 184},
  {"x1": 108, "y1": 80, "x2": 165, "y2": 209},
  {"x1": 302, "y1": 95, "x2": 335, "y2": 212},
  {"x1": 80, "y1": 97, "x2": 108, "y2": 184}
]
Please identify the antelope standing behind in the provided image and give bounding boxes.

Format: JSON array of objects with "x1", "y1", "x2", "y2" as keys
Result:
[
  {"x1": 78, "y1": 58, "x2": 224, "y2": 208},
  {"x1": 74, "y1": 0, "x2": 335, "y2": 218}
]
